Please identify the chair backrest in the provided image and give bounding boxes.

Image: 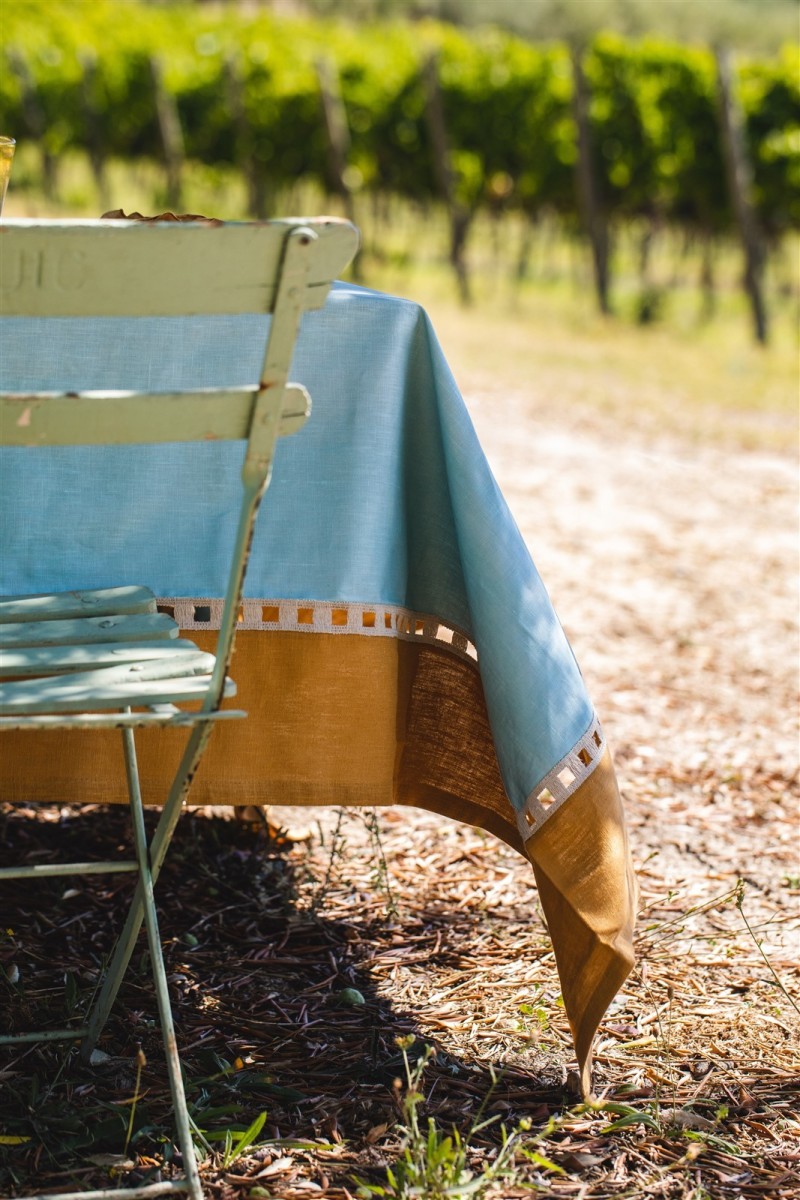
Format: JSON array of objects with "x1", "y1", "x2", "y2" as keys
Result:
[
  {"x1": 0, "y1": 217, "x2": 358, "y2": 444},
  {"x1": 0, "y1": 216, "x2": 359, "y2": 705},
  {"x1": 1, "y1": 217, "x2": 356, "y2": 316}
]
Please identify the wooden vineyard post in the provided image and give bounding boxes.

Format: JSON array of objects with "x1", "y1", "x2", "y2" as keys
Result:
[
  {"x1": 149, "y1": 55, "x2": 185, "y2": 212},
  {"x1": 715, "y1": 47, "x2": 768, "y2": 345},
  {"x1": 7, "y1": 49, "x2": 57, "y2": 200},
  {"x1": 224, "y1": 53, "x2": 268, "y2": 219},
  {"x1": 700, "y1": 233, "x2": 717, "y2": 323},
  {"x1": 315, "y1": 56, "x2": 361, "y2": 279},
  {"x1": 422, "y1": 52, "x2": 472, "y2": 306},
  {"x1": 570, "y1": 45, "x2": 611, "y2": 315},
  {"x1": 80, "y1": 51, "x2": 109, "y2": 212}
]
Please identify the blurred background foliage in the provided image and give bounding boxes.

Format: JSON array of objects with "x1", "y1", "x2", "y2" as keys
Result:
[
  {"x1": 0, "y1": 0, "x2": 797, "y2": 344},
  {"x1": 295, "y1": 0, "x2": 797, "y2": 51}
]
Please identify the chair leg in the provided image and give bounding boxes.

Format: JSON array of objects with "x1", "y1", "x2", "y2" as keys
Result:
[
  {"x1": 82, "y1": 724, "x2": 206, "y2": 1200},
  {"x1": 122, "y1": 726, "x2": 203, "y2": 1200},
  {"x1": 81, "y1": 721, "x2": 214, "y2": 1057}
]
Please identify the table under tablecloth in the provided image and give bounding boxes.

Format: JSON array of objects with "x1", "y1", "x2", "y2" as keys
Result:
[{"x1": 0, "y1": 281, "x2": 636, "y2": 1094}]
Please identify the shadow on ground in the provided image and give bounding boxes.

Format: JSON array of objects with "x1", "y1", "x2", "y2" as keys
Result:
[{"x1": 0, "y1": 805, "x2": 566, "y2": 1197}]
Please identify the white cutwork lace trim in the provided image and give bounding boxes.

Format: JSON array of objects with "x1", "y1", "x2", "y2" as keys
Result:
[
  {"x1": 517, "y1": 713, "x2": 606, "y2": 840},
  {"x1": 156, "y1": 597, "x2": 479, "y2": 665}
]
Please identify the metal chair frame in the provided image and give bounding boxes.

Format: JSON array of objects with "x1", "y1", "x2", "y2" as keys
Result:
[{"x1": 0, "y1": 217, "x2": 358, "y2": 1200}]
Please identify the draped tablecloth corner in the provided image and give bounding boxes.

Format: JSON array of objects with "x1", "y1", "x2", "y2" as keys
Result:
[
  {"x1": 525, "y1": 749, "x2": 637, "y2": 1095},
  {"x1": 1, "y1": 279, "x2": 637, "y2": 1095}
]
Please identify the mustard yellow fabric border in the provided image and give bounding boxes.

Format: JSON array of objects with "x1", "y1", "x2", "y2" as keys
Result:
[
  {"x1": 0, "y1": 631, "x2": 513, "y2": 818},
  {"x1": 525, "y1": 750, "x2": 637, "y2": 1095},
  {"x1": 0, "y1": 630, "x2": 635, "y2": 1094}
]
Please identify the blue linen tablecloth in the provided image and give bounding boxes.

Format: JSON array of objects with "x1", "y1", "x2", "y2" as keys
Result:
[{"x1": 0, "y1": 280, "x2": 636, "y2": 1093}]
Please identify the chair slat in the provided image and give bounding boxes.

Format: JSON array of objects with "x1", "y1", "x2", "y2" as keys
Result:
[
  {"x1": 0, "y1": 585, "x2": 156, "y2": 623},
  {"x1": 0, "y1": 612, "x2": 178, "y2": 649},
  {"x1": 0, "y1": 653, "x2": 234, "y2": 713},
  {"x1": 0, "y1": 638, "x2": 203, "y2": 677},
  {"x1": 1, "y1": 649, "x2": 214, "y2": 692},
  {"x1": 0, "y1": 383, "x2": 310, "y2": 448},
  {"x1": 0, "y1": 675, "x2": 235, "y2": 713},
  {"x1": 0, "y1": 218, "x2": 359, "y2": 317}
]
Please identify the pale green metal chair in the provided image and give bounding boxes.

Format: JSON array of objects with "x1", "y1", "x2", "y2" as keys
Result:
[{"x1": 0, "y1": 216, "x2": 358, "y2": 1200}]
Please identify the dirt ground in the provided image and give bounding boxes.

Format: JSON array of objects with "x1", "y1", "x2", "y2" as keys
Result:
[
  {"x1": 466, "y1": 376, "x2": 799, "y2": 892},
  {"x1": 1, "y1": 367, "x2": 798, "y2": 1198}
]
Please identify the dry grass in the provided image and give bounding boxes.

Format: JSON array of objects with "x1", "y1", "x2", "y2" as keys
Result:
[
  {"x1": 1, "y1": 797, "x2": 798, "y2": 1198},
  {"x1": 372, "y1": 258, "x2": 798, "y2": 456}
]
